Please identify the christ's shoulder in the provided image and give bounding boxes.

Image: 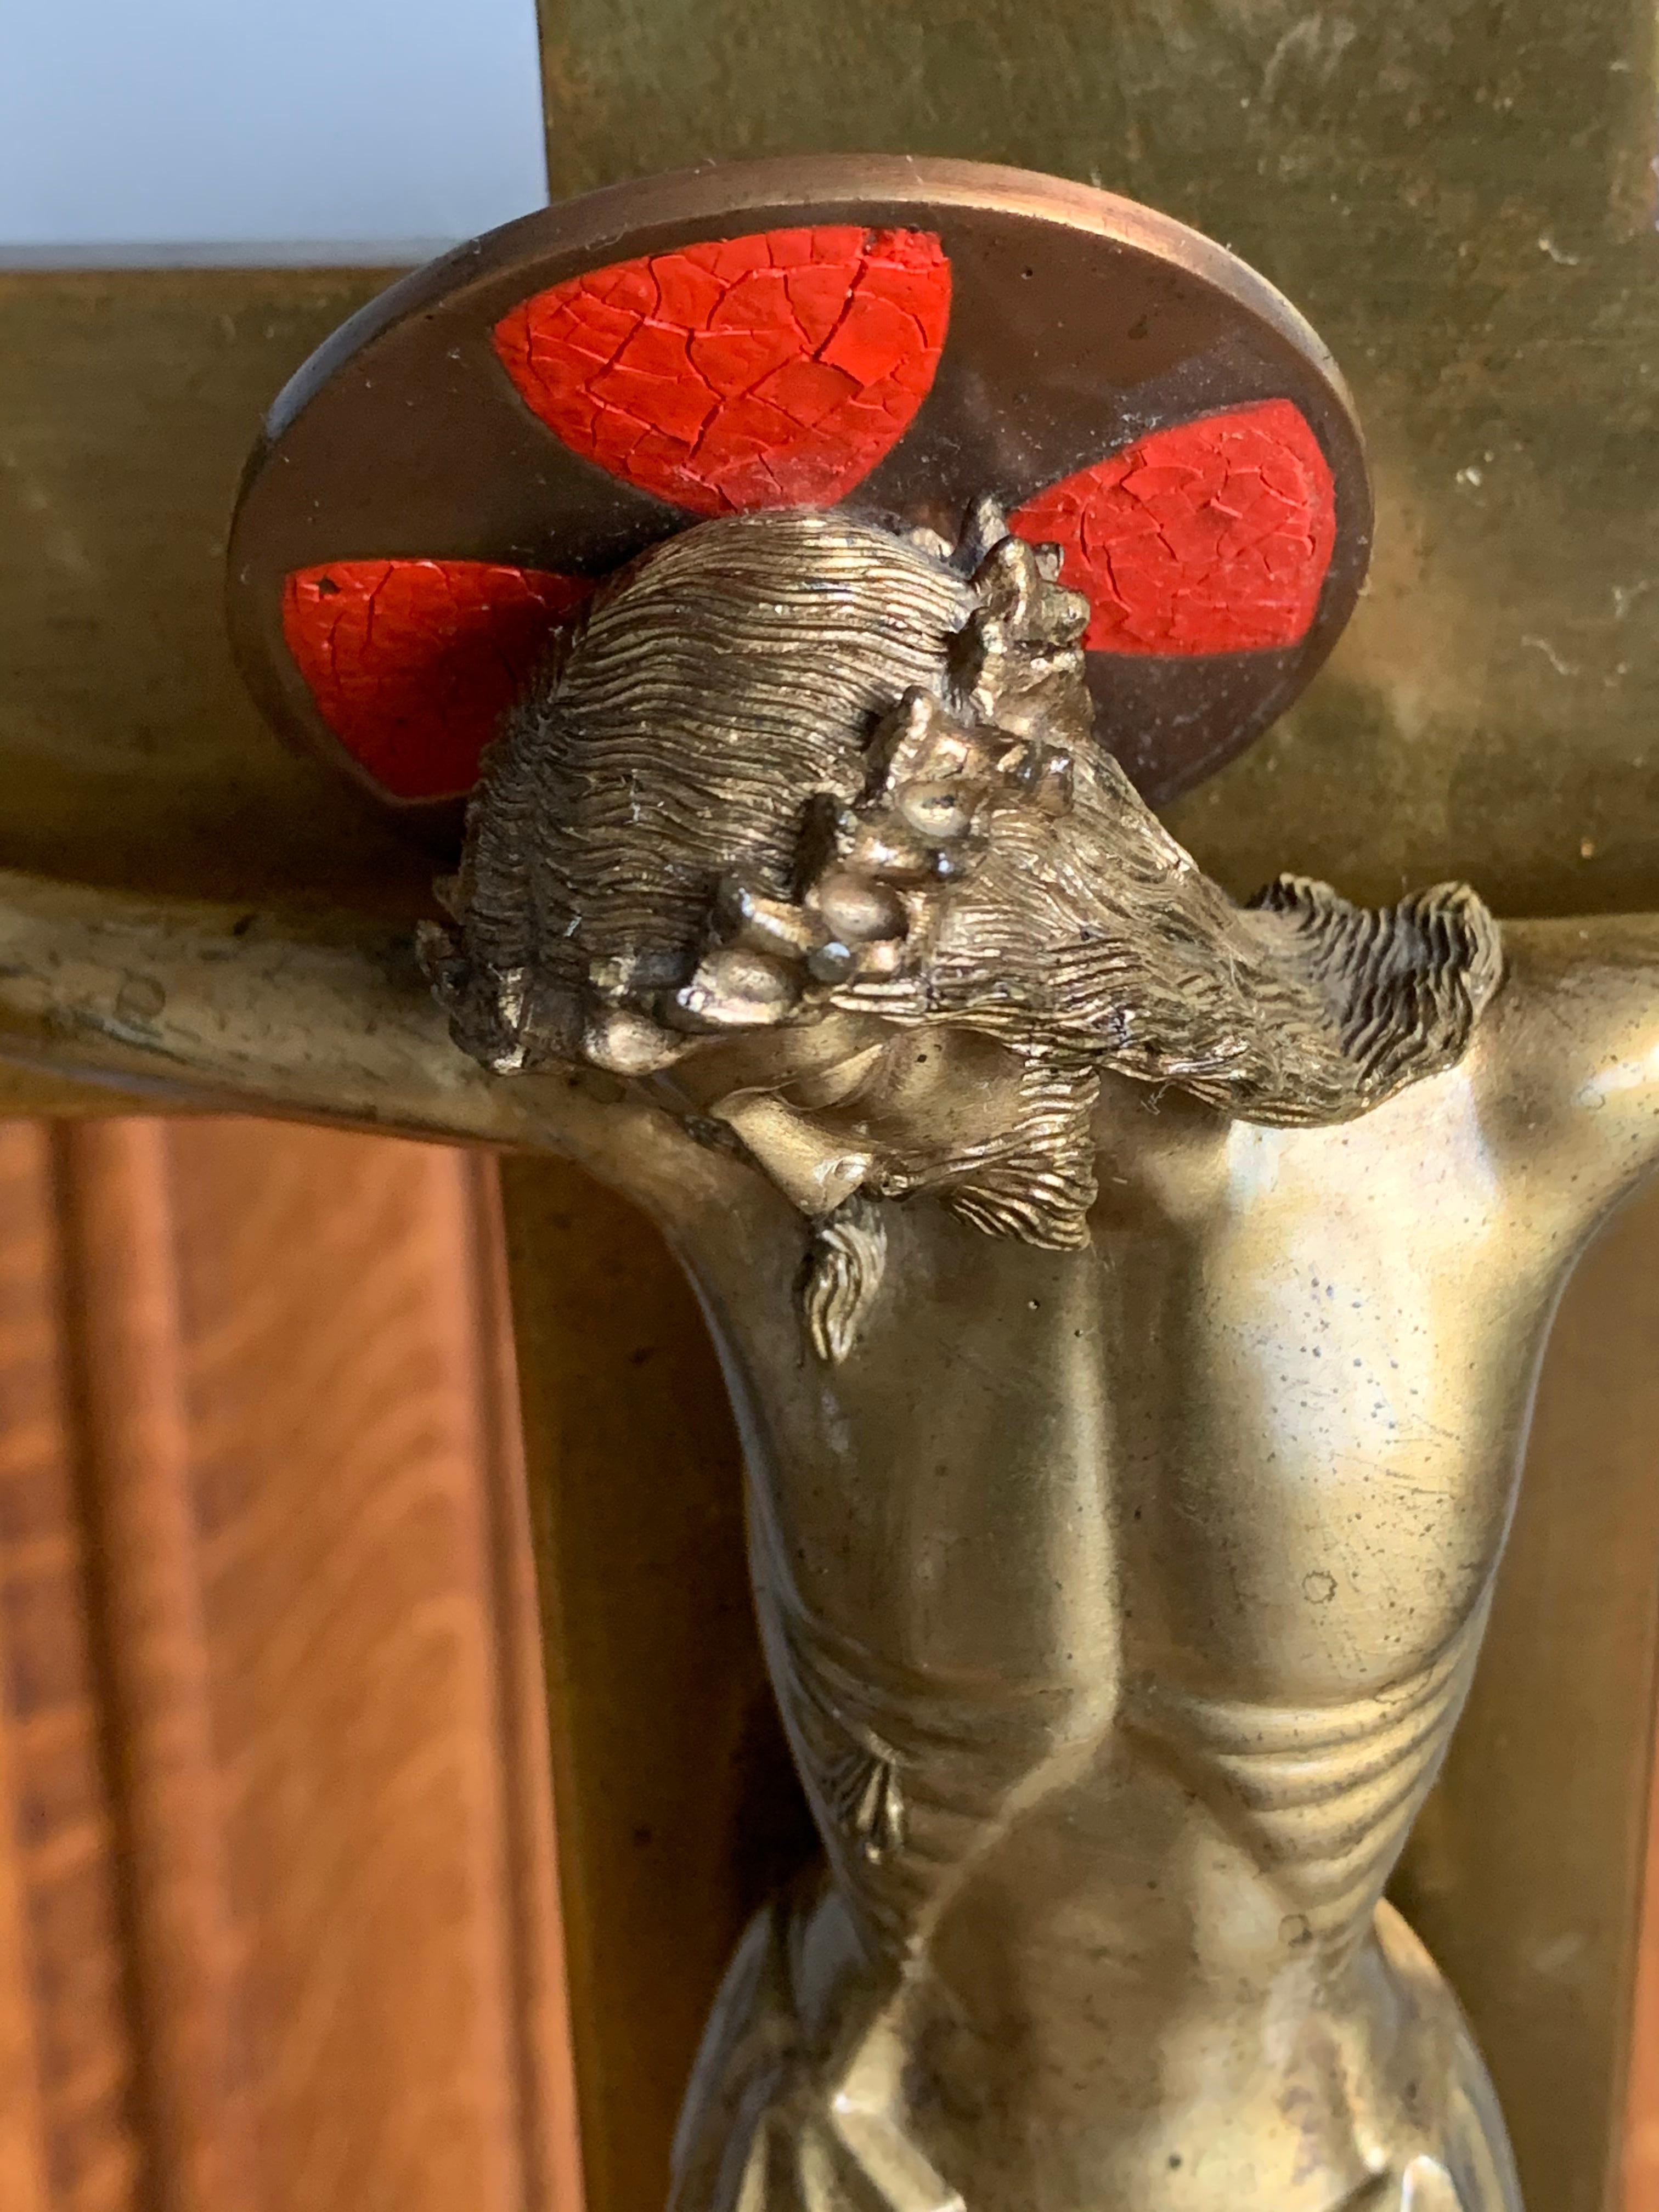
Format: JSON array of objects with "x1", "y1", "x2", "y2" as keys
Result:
[{"x1": 1469, "y1": 915, "x2": 1659, "y2": 1234}]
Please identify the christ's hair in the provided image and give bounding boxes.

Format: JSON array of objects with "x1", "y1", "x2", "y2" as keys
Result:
[{"x1": 431, "y1": 507, "x2": 1501, "y2": 1266}]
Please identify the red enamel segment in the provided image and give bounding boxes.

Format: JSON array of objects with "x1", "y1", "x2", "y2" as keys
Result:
[
  {"x1": 1010, "y1": 400, "x2": 1337, "y2": 655},
  {"x1": 492, "y1": 225, "x2": 951, "y2": 515},
  {"x1": 282, "y1": 559, "x2": 593, "y2": 799}
]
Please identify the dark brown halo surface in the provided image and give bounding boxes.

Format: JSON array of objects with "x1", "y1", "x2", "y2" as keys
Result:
[{"x1": 226, "y1": 154, "x2": 1372, "y2": 845}]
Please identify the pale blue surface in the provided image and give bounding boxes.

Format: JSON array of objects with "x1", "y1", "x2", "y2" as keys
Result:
[{"x1": 0, "y1": 0, "x2": 549, "y2": 257}]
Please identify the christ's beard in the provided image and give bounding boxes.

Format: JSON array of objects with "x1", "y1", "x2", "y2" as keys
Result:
[
  {"x1": 829, "y1": 747, "x2": 1503, "y2": 1250},
  {"x1": 871, "y1": 1054, "x2": 1102, "y2": 1250}
]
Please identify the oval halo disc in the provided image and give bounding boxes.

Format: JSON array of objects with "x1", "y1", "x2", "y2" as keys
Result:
[{"x1": 228, "y1": 154, "x2": 1370, "y2": 842}]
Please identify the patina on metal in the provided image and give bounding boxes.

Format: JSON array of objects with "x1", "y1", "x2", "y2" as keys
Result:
[
  {"x1": 6, "y1": 156, "x2": 1645, "y2": 2211},
  {"x1": 0, "y1": 266, "x2": 430, "y2": 916}
]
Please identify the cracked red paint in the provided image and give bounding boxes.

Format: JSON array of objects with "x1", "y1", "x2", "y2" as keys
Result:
[
  {"x1": 1011, "y1": 400, "x2": 1336, "y2": 654},
  {"x1": 492, "y1": 225, "x2": 951, "y2": 515},
  {"x1": 283, "y1": 558, "x2": 593, "y2": 799}
]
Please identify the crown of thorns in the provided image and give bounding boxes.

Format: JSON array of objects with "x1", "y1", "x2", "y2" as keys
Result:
[{"x1": 567, "y1": 511, "x2": 1087, "y2": 1076}]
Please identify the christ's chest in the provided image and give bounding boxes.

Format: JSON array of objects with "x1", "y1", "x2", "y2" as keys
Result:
[{"x1": 1101, "y1": 1182, "x2": 1548, "y2": 1709}]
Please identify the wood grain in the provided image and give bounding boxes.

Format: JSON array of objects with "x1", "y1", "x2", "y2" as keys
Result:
[
  {"x1": 0, "y1": 1118, "x2": 578, "y2": 2212},
  {"x1": 58, "y1": 1120, "x2": 252, "y2": 2212},
  {"x1": 0, "y1": 1124, "x2": 140, "y2": 2212}
]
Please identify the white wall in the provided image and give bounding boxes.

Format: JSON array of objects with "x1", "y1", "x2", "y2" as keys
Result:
[{"x1": 0, "y1": 0, "x2": 549, "y2": 259}]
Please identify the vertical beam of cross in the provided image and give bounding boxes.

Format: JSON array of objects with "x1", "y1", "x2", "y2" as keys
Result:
[{"x1": 520, "y1": 8, "x2": 1659, "y2": 2212}]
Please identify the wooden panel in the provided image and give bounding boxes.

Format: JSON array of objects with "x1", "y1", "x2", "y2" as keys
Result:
[
  {"x1": 0, "y1": 1124, "x2": 139, "y2": 2212},
  {"x1": 0, "y1": 1119, "x2": 579, "y2": 2212},
  {"x1": 1626, "y1": 1743, "x2": 1659, "y2": 2211}
]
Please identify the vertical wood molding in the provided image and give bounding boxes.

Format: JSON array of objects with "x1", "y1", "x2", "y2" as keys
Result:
[
  {"x1": 1625, "y1": 1746, "x2": 1659, "y2": 2212},
  {"x1": 465, "y1": 1158, "x2": 585, "y2": 2212},
  {"x1": 0, "y1": 1117, "x2": 577, "y2": 2212},
  {"x1": 0, "y1": 1124, "x2": 139, "y2": 2212},
  {"x1": 0, "y1": 1614, "x2": 53, "y2": 2212},
  {"x1": 55, "y1": 1120, "x2": 251, "y2": 2212}
]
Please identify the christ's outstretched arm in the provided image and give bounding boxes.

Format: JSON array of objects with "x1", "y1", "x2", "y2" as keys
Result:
[
  {"x1": 0, "y1": 869, "x2": 704, "y2": 1214},
  {"x1": 1481, "y1": 916, "x2": 1659, "y2": 1240}
]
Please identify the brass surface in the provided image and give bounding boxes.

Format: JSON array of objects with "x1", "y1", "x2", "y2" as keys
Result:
[
  {"x1": 646, "y1": 920, "x2": 1659, "y2": 2212},
  {"x1": 4, "y1": 870, "x2": 1659, "y2": 2205},
  {"x1": 500, "y1": 1165, "x2": 1659, "y2": 2212},
  {"x1": 537, "y1": 0, "x2": 1659, "y2": 919},
  {"x1": 0, "y1": 870, "x2": 629, "y2": 1156},
  {"x1": 0, "y1": 269, "x2": 431, "y2": 911}
]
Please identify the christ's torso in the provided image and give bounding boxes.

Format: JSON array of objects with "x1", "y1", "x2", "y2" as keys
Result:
[{"x1": 678, "y1": 1030, "x2": 1596, "y2": 2211}]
